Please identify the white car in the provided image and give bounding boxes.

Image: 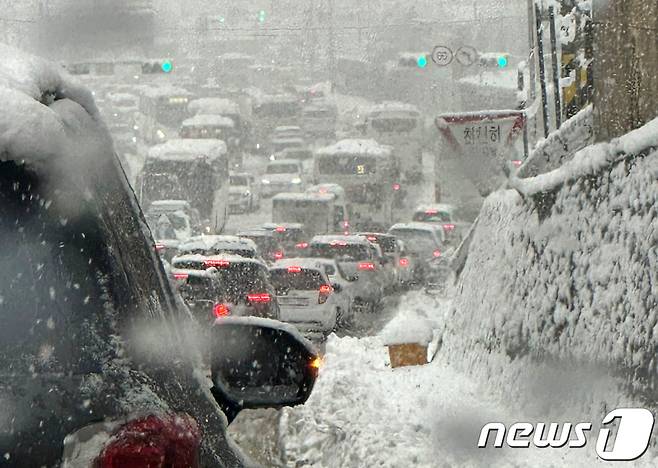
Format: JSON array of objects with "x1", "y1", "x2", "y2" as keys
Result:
[
  {"x1": 176, "y1": 235, "x2": 260, "y2": 259},
  {"x1": 411, "y1": 203, "x2": 469, "y2": 246},
  {"x1": 261, "y1": 159, "x2": 305, "y2": 197},
  {"x1": 269, "y1": 259, "x2": 341, "y2": 339},
  {"x1": 308, "y1": 235, "x2": 386, "y2": 312},
  {"x1": 312, "y1": 257, "x2": 357, "y2": 327}
]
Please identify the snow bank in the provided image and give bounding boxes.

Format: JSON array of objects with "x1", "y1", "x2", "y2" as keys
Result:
[
  {"x1": 442, "y1": 119, "x2": 658, "y2": 421},
  {"x1": 279, "y1": 293, "x2": 642, "y2": 467}
]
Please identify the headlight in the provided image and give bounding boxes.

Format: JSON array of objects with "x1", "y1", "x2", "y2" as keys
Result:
[
  {"x1": 156, "y1": 129, "x2": 166, "y2": 140},
  {"x1": 262, "y1": 179, "x2": 270, "y2": 185},
  {"x1": 291, "y1": 177, "x2": 302, "y2": 184},
  {"x1": 243, "y1": 190, "x2": 251, "y2": 197}
]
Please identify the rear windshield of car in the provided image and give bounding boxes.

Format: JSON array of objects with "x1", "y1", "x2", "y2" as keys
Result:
[
  {"x1": 266, "y1": 164, "x2": 299, "y2": 174},
  {"x1": 412, "y1": 211, "x2": 453, "y2": 223},
  {"x1": 309, "y1": 243, "x2": 371, "y2": 262},
  {"x1": 270, "y1": 269, "x2": 324, "y2": 292},
  {"x1": 214, "y1": 263, "x2": 271, "y2": 301},
  {"x1": 241, "y1": 236, "x2": 279, "y2": 253},
  {"x1": 366, "y1": 236, "x2": 397, "y2": 253},
  {"x1": 179, "y1": 276, "x2": 218, "y2": 301},
  {"x1": 388, "y1": 229, "x2": 439, "y2": 252}
]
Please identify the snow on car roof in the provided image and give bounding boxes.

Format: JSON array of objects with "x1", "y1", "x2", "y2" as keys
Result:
[
  {"x1": 149, "y1": 200, "x2": 192, "y2": 209},
  {"x1": 147, "y1": 139, "x2": 227, "y2": 161},
  {"x1": 414, "y1": 204, "x2": 457, "y2": 214},
  {"x1": 218, "y1": 52, "x2": 255, "y2": 60},
  {"x1": 272, "y1": 192, "x2": 335, "y2": 203},
  {"x1": 275, "y1": 125, "x2": 302, "y2": 132},
  {"x1": 305, "y1": 183, "x2": 346, "y2": 195},
  {"x1": 255, "y1": 93, "x2": 297, "y2": 104},
  {"x1": 271, "y1": 258, "x2": 326, "y2": 271},
  {"x1": 182, "y1": 114, "x2": 235, "y2": 128},
  {"x1": 0, "y1": 44, "x2": 106, "y2": 169},
  {"x1": 178, "y1": 235, "x2": 257, "y2": 252},
  {"x1": 188, "y1": 98, "x2": 239, "y2": 115},
  {"x1": 237, "y1": 229, "x2": 275, "y2": 238},
  {"x1": 106, "y1": 92, "x2": 138, "y2": 102},
  {"x1": 311, "y1": 235, "x2": 372, "y2": 245},
  {"x1": 141, "y1": 85, "x2": 192, "y2": 98},
  {"x1": 315, "y1": 139, "x2": 392, "y2": 157},
  {"x1": 261, "y1": 222, "x2": 305, "y2": 231},
  {"x1": 389, "y1": 222, "x2": 441, "y2": 232}
]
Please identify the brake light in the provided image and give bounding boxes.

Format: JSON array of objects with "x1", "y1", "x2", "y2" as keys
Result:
[
  {"x1": 274, "y1": 250, "x2": 284, "y2": 260},
  {"x1": 425, "y1": 209, "x2": 438, "y2": 215},
  {"x1": 318, "y1": 284, "x2": 333, "y2": 304},
  {"x1": 433, "y1": 249, "x2": 442, "y2": 258},
  {"x1": 392, "y1": 183, "x2": 401, "y2": 191},
  {"x1": 512, "y1": 159, "x2": 523, "y2": 168},
  {"x1": 154, "y1": 243, "x2": 165, "y2": 252},
  {"x1": 399, "y1": 258, "x2": 409, "y2": 267},
  {"x1": 442, "y1": 223, "x2": 456, "y2": 232},
  {"x1": 330, "y1": 240, "x2": 348, "y2": 247},
  {"x1": 275, "y1": 226, "x2": 286, "y2": 233},
  {"x1": 287, "y1": 266, "x2": 302, "y2": 273},
  {"x1": 173, "y1": 272, "x2": 189, "y2": 280},
  {"x1": 213, "y1": 303, "x2": 230, "y2": 318},
  {"x1": 342, "y1": 221, "x2": 350, "y2": 228},
  {"x1": 295, "y1": 242, "x2": 309, "y2": 249},
  {"x1": 204, "y1": 259, "x2": 230, "y2": 268},
  {"x1": 358, "y1": 262, "x2": 376, "y2": 271},
  {"x1": 247, "y1": 293, "x2": 271, "y2": 304},
  {"x1": 366, "y1": 235, "x2": 377, "y2": 241},
  {"x1": 96, "y1": 414, "x2": 200, "y2": 468}
]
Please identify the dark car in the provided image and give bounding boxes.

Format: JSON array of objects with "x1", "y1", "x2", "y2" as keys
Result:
[
  {"x1": 178, "y1": 256, "x2": 280, "y2": 323},
  {"x1": 0, "y1": 47, "x2": 317, "y2": 467},
  {"x1": 238, "y1": 229, "x2": 285, "y2": 264}
]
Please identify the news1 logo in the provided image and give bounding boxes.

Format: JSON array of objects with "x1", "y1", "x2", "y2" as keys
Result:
[{"x1": 478, "y1": 408, "x2": 655, "y2": 461}]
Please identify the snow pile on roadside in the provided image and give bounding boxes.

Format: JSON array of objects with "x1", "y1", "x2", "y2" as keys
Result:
[
  {"x1": 441, "y1": 120, "x2": 658, "y2": 421},
  {"x1": 279, "y1": 293, "x2": 643, "y2": 467}
]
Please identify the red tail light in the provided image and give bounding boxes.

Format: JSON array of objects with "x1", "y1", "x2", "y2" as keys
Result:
[
  {"x1": 155, "y1": 243, "x2": 165, "y2": 252},
  {"x1": 318, "y1": 284, "x2": 333, "y2": 304},
  {"x1": 173, "y1": 272, "x2": 189, "y2": 280},
  {"x1": 366, "y1": 235, "x2": 377, "y2": 241},
  {"x1": 97, "y1": 414, "x2": 200, "y2": 468},
  {"x1": 296, "y1": 242, "x2": 309, "y2": 249},
  {"x1": 512, "y1": 159, "x2": 523, "y2": 168},
  {"x1": 275, "y1": 226, "x2": 286, "y2": 233},
  {"x1": 433, "y1": 249, "x2": 442, "y2": 258},
  {"x1": 204, "y1": 259, "x2": 230, "y2": 268},
  {"x1": 330, "y1": 240, "x2": 347, "y2": 247},
  {"x1": 213, "y1": 303, "x2": 230, "y2": 318},
  {"x1": 287, "y1": 266, "x2": 302, "y2": 273},
  {"x1": 247, "y1": 293, "x2": 271, "y2": 304},
  {"x1": 358, "y1": 262, "x2": 376, "y2": 271},
  {"x1": 442, "y1": 223, "x2": 456, "y2": 232},
  {"x1": 425, "y1": 209, "x2": 438, "y2": 215},
  {"x1": 274, "y1": 251, "x2": 284, "y2": 260},
  {"x1": 392, "y1": 183, "x2": 401, "y2": 191},
  {"x1": 342, "y1": 221, "x2": 350, "y2": 228},
  {"x1": 399, "y1": 258, "x2": 409, "y2": 267}
]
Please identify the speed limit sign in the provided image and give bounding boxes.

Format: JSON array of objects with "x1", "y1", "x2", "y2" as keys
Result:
[{"x1": 431, "y1": 46, "x2": 453, "y2": 66}]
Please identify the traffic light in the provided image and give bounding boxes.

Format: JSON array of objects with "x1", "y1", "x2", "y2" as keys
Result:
[
  {"x1": 416, "y1": 54, "x2": 428, "y2": 69},
  {"x1": 141, "y1": 60, "x2": 173, "y2": 74},
  {"x1": 497, "y1": 55, "x2": 508, "y2": 68},
  {"x1": 258, "y1": 10, "x2": 266, "y2": 23}
]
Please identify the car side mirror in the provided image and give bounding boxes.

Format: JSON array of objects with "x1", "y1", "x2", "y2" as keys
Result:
[
  {"x1": 331, "y1": 283, "x2": 342, "y2": 293},
  {"x1": 209, "y1": 317, "x2": 319, "y2": 424}
]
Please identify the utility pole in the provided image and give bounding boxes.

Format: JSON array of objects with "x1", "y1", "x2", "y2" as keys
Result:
[
  {"x1": 535, "y1": 3, "x2": 550, "y2": 138},
  {"x1": 548, "y1": 5, "x2": 562, "y2": 128}
]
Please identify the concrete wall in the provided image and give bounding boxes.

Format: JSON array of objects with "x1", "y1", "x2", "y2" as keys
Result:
[{"x1": 593, "y1": 0, "x2": 658, "y2": 141}]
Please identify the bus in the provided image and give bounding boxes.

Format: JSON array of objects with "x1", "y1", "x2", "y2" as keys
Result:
[
  {"x1": 138, "y1": 139, "x2": 229, "y2": 234},
  {"x1": 363, "y1": 102, "x2": 424, "y2": 183},
  {"x1": 179, "y1": 114, "x2": 242, "y2": 169},
  {"x1": 187, "y1": 97, "x2": 253, "y2": 154},
  {"x1": 313, "y1": 139, "x2": 398, "y2": 231},
  {"x1": 136, "y1": 85, "x2": 194, "y2": 145},
  {"x1": 251, "y1": 94, "x2": 301, "y2": 154}
]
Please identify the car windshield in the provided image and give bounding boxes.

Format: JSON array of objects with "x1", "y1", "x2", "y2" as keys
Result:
[
  {"x1": 388, "y1": 229, "x2": 438, "y2": 252},
  {"x1": 266, "y1": 164, "x2": 299, "y2": 174},
  {"x1": 270, "y1": 269, "x2": 324, "y2": 292},
  {"x1": 212, "y1": 262, "x2": 270, "y2": 301}
]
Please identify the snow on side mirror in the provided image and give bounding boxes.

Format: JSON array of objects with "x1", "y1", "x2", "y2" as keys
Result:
[{"x1": 209, "y1": 317, "x2": 319, "y2": 423}]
